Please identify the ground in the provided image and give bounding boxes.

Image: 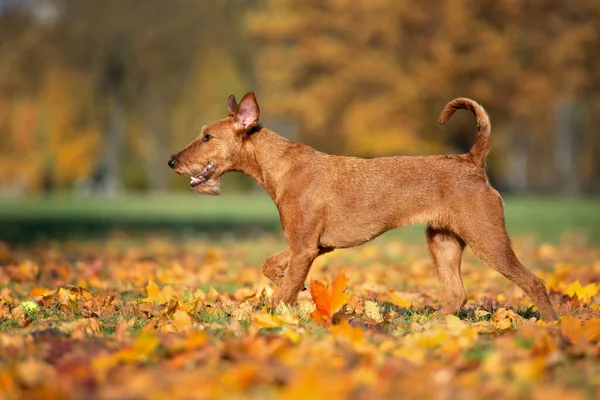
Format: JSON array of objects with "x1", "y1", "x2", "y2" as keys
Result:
[{"x1": 0, "y1": 195, "x2": 599, "y2": 399}]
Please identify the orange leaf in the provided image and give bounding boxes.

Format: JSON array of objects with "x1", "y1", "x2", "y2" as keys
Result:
[
  {"x1": 560, "y1": 315, "x2": 582, "y2": 344},
  {"x1": 330, "y1": 270, "x2": 351, "y2": 313},
  {"x1": 330, "y1": 320, "x2": 366, "y2": 346},
  {"x1": 582, "y1": 318, "x2": 600, "y2": 343},
  {"x1": 309, "y1": 308, "x2": 327, "y2": 325},
  {"x1": 310, "y1": 269, "x2": 351, "y2": 325},
  {"x1": 310, "y1": 280, "x2": 330, "y2": 315}
]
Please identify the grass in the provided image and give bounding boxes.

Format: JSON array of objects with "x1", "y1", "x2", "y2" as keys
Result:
[
  {"x1": 0, "y1": 193, "x2": 598, "y2": 243},
  {"x1": 1, "y1": 207, "x2": 599, "y2": 398}
]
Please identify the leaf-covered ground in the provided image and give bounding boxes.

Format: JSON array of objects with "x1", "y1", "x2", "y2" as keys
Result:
[{"x1": 1, "y1": 232, "x2": 599, "y2": 399}]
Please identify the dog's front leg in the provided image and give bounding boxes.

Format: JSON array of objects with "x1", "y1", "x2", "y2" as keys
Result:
[
  {"x1": 262, "y1": 248, "x2": 291, "y2": 286},
  {"x1": 273, "y1": 248, "x2": 319, "y2": 305}
]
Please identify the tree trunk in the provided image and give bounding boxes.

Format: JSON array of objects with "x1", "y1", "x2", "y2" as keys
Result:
[
  {"x1": 554, "y1": 97, "x2": 584, "y2": 195},
  {"x1": 146, "y1": 97, "x2": 168, "y2": 193},
  {"x1": 90, "y1": 52, "x2": 126, "y2": 196},
  {"x1": 99, "y1": 94, "x2": 125, "y2": 196},
  {"x1": 587, "y1": 98, "x2": 600, "y2": 194},
  {"x1": 506, "y1": 117, "x2": 529, "y2": 194}
]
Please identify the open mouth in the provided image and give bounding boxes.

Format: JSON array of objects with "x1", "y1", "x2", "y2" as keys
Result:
[{"x1": 190, "y1": 162, "x2": 215, "y2": 187}]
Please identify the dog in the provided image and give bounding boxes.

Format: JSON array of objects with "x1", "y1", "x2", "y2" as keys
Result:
[{"x1": 168, "y1": 92, "x2": 557, "y2": 321}]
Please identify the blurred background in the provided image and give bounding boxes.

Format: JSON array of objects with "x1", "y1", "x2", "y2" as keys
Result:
[{"x1": 0, "y1": 0, "x2": 599, "y2": 243}]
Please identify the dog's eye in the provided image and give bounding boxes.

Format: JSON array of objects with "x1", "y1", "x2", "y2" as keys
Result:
[{"x1": 202, "y1": 133, "x2": 212, "y2": 142}]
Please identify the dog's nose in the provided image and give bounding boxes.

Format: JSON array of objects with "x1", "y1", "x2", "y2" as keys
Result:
[{"x1": 168, "y1": 158, "x2": 177, "y2": 168}]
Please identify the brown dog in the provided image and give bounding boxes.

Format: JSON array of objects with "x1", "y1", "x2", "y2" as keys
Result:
[{"x1": 169, "y1": 92, "x2": 557, "y2": 321}]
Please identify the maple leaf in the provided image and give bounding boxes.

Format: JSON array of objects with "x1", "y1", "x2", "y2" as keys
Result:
[
  {"x1": 310, "y1": 269, "x2": 351, "y2": 325},
  {"x1": 565, "y1": 280, "x2": 599, "y2": 304}
]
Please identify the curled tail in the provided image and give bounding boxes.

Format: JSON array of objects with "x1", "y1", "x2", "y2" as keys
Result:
[{"x1": 438, "y1": 98, "x2": 491, "y2": 168}]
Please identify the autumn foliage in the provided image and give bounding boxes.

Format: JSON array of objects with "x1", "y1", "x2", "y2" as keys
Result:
[
  {"x1": 0, "y1": 232, "x2": 599, "y2": 399},
  {"x1": 1, "y1": 1, "x2": 600, "y2": 193}
]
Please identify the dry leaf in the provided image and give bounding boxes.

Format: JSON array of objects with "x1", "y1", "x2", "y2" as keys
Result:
[{"x1": 310, "y1": 269, "x2": 351, "y2": 325}]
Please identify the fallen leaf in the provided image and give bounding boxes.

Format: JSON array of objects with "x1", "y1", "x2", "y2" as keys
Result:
[
  {"x1": 173, "y1": 310, "x2": 192, "y2": 329},
  {"x1": 364, "y1": 301, "x2": 383, "y2": 323},
  {"x1": 310, "y1": 269, "x2": 351, "y2": 325},
  {"x1": 565, "y1": 280, "x2": 598, "y2": 304},
  {"x1": 491, "y1": 308, "x2": 524, "y2": 330},
  {"x1": 560, "y1": 315, "x2": 583, "y2": 345}
]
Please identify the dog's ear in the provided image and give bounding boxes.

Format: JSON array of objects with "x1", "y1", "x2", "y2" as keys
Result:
[
  {"x1": 227, "y1": 95, "x2": 238, "y2": 117},
  {"x1": 233, "y1": 92, "x2": 260, "y2": 134}
]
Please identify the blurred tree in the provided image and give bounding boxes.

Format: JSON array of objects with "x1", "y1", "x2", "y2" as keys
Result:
[
  {"x1": 1, "y1": 0, "x2": 599, "y2": 194},
  {"x1": 0, "y1": 0, "x2": 256, "y2": 194},
  {"x1": 248, "y1": 0, "x2": 600, "y2": 194}
]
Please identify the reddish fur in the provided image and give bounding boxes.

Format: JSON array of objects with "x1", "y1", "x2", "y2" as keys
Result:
[{"x1": 169, "y1": 93, "x2": 557, "y2": 321}]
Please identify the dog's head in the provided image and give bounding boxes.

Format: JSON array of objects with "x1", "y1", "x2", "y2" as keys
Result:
[{"x1": 168, "y1": 92, "x2": 260, "y2": 195}]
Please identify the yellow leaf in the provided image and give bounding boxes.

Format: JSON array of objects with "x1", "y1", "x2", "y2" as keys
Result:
[
  {"x1": 445, "y1": 315, "x2": 468, "y2": 335},
  {"x1": 276, "y1": 313, "x2": 300, "y2": 326},
  {"x1": 233, "y1": 287, "x2": 257, "y2": 301},
  {"x1": 388, "y1": 291, "x2": 412, "y2": 309},
  {"x1": 566, "y1": 280, "x2": 599, "y2": 304},
  {"x1": 132, "y1": 332, "x2": 160, "y2": 355},
  {"x1": 510, "y1": 358, "x2": 546, "y2": 382},
  {"x1": 116, "y1": 332, "x2": 160, "y2": 364},
  {"x1": 472, "y1": 321, "x2": 499, "y2": 334},
  {"x1": 146, "y1": 280, "x2": 160, "y2": 301},
  {"x1": 491, "y1": 308, "x2": 524, "y2": 330},
  {"x1": 393, "y1": 345, "x2": 426, "y2": 366},
  {"x1": 141, "y1": 281, "x2": 176, "y2": 305},
  {"x1": 207, "y1": 286, "x2": 220, "y2": 300},
  {"x1": 253, "y1": 312, "x2": 281, "y2": 329},
  {"x1": 282, "y1": 329, "x2": 302, "y2": 344},
  {"x1": 172, "y1": 310, "x2": 192, "y2": 329}
]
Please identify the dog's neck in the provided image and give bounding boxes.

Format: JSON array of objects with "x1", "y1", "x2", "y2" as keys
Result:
[{"x1": 235, "y1": 127, "x2": 300, "y2": 201}]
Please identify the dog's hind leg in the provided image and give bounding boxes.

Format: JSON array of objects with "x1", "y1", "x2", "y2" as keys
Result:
[
  {"x1": 426, "y1": 227, "x2": 467, "y2": 315},
  {"x1": 454, "y1": 194, "x2": 557, "y2": 321}
]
